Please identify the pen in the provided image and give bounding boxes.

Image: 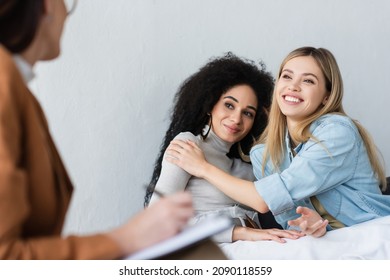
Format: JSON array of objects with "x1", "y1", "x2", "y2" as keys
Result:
[
  {"x1": 144, "y1": 184, "x2": 166, "y2": 198},
  {"x1": 153, "y1": 189, "x2": 166, "y2": 198}
]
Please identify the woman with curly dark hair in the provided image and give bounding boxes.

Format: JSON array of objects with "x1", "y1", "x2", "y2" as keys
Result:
[{"x1": 146, "y1": 53, "x2": 303, "y2": 243}]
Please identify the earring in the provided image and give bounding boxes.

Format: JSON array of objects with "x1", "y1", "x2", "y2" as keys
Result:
[
  {"x1": 238, "y1": 142, "x2": 251, "y2": 162},
  {"x1": 201, "y1": 113, "x2": 212, "y2": 140}
]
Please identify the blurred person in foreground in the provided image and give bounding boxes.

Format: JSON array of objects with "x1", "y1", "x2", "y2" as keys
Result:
[{"x1": 0, "y1": 0, "x2": 222, "y2": 259}]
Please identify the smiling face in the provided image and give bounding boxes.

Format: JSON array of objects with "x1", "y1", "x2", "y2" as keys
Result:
[
  {"x1": 210, "y1": 85, "x2": 258, "y2": 144},
  {"x1": 276, "y1": 55, "x2": 329, "y2": 129}
]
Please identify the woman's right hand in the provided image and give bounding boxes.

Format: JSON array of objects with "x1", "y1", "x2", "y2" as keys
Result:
[
  {"x1": 107, "y1": 192, "x2": 193, "y2": 256},
  {"x1": 165, "y1": 139, "x2": 209, "y2": 178},
  {"x1": 233, "y1": 227, "x2": 304, "y2": 243}
]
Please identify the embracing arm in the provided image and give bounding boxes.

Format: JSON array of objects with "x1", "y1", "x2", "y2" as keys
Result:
[
  {"x1": 201, "y1": 163, "x2": 268, "y2": 213},
  {"x1": 166, "y1": 139, "x2": 269, "y2": 213}
]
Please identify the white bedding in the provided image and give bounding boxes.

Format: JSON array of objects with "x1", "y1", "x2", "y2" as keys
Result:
[{"x1": 219, "y1": 215, "x2": 390, "y2": 260}]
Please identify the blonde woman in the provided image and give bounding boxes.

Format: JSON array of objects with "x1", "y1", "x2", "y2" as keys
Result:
[{"x1": 166, "y1": 46, "x2": 390, "y2": 238}]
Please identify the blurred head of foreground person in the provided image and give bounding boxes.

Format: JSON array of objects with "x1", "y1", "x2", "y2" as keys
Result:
[{"x1": 0, "y1": 0, "x2": 194, "y2": 259}]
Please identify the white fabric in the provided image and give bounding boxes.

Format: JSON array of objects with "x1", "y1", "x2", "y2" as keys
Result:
[
  {"x1": 219, "y1": 215, "x2": 390, "y2": 259},
  {"x1": 12, "y1": 55, "x2": 35, "y2": 83}
]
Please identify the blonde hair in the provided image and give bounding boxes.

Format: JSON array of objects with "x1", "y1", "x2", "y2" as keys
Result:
[{"x1": 257, "y1": 47, "x2": 386, "y2": 190}]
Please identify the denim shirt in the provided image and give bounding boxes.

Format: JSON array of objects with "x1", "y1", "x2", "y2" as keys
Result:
[{"x1": 250, "y1": 114, "x2": 390, "y2": 230}]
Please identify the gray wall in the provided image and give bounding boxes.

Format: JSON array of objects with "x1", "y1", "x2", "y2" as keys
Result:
[{"x1": 30, "y1": 0, "x2": 390, "y2": 235}]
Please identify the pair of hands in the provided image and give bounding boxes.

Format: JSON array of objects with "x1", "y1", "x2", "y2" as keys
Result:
[{"x1": 233, "y1": 206, "x2": 327, "y2": 243}]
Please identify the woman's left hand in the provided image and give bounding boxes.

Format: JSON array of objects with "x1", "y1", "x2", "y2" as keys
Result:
[
  {"x1": 165, "y1": 139, "x2": 209, "y2": 178},
  {"x1": 288, "y1": 206, "x2": 328, "y2": 238}
]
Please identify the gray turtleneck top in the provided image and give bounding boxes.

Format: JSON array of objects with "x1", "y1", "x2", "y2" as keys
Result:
[{"x1": 150, "y1": 128, "x2": 257, "y2": 243}]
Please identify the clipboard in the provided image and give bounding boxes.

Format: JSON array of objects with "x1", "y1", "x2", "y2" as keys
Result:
[{"x1": 125, "y1": 214, "x2": 232, "y2": 260}]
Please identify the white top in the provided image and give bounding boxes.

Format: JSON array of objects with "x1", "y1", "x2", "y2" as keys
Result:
[{"x1": 150, "y1": 127, "x2": 257, "y2": 242}]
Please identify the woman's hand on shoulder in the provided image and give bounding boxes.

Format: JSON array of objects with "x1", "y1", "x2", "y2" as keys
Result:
[
  {"x1": 232, "y1": 226, "x2": 304, "y2": 243},
  {"x1": 288, "y1": 206, "x2": 328, "y2": 238},
  {"x1": 165, "y1": 139, "x2": 208, "y2": 178}
]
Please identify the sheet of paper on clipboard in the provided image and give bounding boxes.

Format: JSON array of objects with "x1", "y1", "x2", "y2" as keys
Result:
[{"x1": 125, "y1": 214, "x2": 232, "y2": 260}]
